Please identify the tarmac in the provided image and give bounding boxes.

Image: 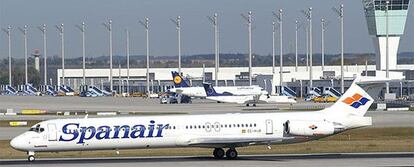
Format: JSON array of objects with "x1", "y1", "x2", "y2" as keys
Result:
[
  {"x1": 0, "y1": 96, "x2": 330, "y2": 113},
  {"x1": 0, "y1": 96, "x2": 413, "y2": 140},
  {"x1": 0, "y1": 152, "x2": 413, "y2": 167}
]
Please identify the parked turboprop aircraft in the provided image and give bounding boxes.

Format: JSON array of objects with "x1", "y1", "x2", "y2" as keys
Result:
[
  {"x1": 11, "y1": 77, "x2": 382, "y2": 162},
  {"x1": 203, "y1": 83, "x2": 296, "y2": 106},
  {"x1": 168, "y1": 71, "x2": 265, "y2": 97}
]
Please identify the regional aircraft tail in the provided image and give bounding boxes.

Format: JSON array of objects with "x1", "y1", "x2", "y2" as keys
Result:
[
  {"x1": 203, "y1": 83, "x2": 233, "y2": 96},
  {"x1": 171, "y1": 71, "x2": 191, "y2": 88},
  {"x1": 322, "y1": 76, "x2": 387, "y2": 117}
]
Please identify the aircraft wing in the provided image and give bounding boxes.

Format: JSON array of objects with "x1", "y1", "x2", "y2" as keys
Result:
[{"x1": 185, "y1": 136, "x2": 293, "y2": 147}]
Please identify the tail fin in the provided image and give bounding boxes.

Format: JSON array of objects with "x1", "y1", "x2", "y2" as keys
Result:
[
  {"x1": 171, "y1": 71, "x2": 190, "y2": 88},
  {"x1": 202, "y1": 83, "x2": 234, "y2": 96},
  {"x1": 203, "y1": 83, "x2": 220, "y2": 96},
  {"x1": 323, "y1": 77, "x2": 385, "y2": 117}
]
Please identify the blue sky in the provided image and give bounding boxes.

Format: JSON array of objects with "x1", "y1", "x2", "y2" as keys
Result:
[{"x1": 0, "y1": 0, "x2": 413, "y2": 59}]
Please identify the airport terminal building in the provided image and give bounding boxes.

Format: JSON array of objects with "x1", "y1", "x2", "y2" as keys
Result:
[{"x1": 57, "y1": 64, "x2": 414, "y2": 97}]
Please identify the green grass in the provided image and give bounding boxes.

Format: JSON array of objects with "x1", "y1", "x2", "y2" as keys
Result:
[{"x1": 1, "y1": 127, "x2": 413, "y2": 159}]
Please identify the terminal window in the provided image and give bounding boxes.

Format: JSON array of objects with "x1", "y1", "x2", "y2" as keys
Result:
[{"x1": 374, "y1": 0, "x2": 410, "y2": 10}]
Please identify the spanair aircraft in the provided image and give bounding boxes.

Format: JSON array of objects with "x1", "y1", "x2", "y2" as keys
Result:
[
  {"x1": 11, "y1": 77, "x2": 382, "y2": 162},
  {"x1": 168, "y1": 71, "x2": 265, "y2": 97},
  {"x1": 203, "y1": 83, "x2": 296, "y2": 106}
]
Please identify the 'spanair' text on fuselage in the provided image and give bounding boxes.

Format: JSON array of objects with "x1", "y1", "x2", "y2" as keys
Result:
[{"x1": 59, "y1": 120, "x2": 169, "y2": 144}]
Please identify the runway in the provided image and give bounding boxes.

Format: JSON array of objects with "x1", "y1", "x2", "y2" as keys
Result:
[{"x1": 0, "y1": 152, "x2": 413, "y2": 167}]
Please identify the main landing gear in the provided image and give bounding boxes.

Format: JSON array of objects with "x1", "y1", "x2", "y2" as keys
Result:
[
  {"x1": 212, "y1": 148, "x2": 238, "y2": 159},
  {"x1": 27, "y1": 151, "x2": 35, "y2": 162}
]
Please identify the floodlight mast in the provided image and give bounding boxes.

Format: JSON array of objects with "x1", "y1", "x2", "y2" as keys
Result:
[
  {"x1": 2, "y1": 26, "x2": 12, "y2": 86},
  {"x1": 295, "y1": 20, "x2": 299, "y2": 72},
  {"x1": 273, "y1": 9, "x2": 283, "y2": 88},
  {"x1": 170, "y1": 16, "x2": 181, "y2": 74},
  {"x1": 385, "y1": 1, "x2": 390, "y2": 93},
  {"x1": 37, "y1": 24, "x2": 47, "y2": 85},
  {"x1": 125, "y1": 28, "x2": 130, "y2": 93},
  {"x1": 55, "y1": 24, "x2": 65, "y2": 86},
  {"x1": 139, "y1": 18, "x2": 150, "y2": 95},
  {"x1": 321, "y1": 19, "x2": 325, "y2": 72},
  {"x1": 302, "y1": 23, "x2": 309, "y2": 72},
  {"x1": 76, "y1": 22, "x2": 86, "y2": 85},
  {"x1": 18, "y1": 25, "x2": 28, "y2": 85},
  {"x1": 272, "y1": 21, "x2": 276, "y2": 74},
  {"x1": 241, "y1": 11, "x2": 253, "y2": 86},
  {"x1": 333, "y1": 4, "x2": 344, "y2": 93},
  {"x1": 321, "y1": 19, "x2": 330, "y2": 72},
  {"x1": 302, "y1": 8, "x2": 313, "y2": 89},
  {"x1": 102, "y1": 19, "x2": 113, "y2": 92},
  {"x1": 207, "y1": 13, "x2": 219, "y2": 86}
]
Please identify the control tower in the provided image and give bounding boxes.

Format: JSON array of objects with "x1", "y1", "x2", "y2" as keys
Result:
[
  {"x1": 362, "y1": 0, "x2": 410, "y2": 70},
  {"x1": 33, "y1": 49, "x2": 40, "y2": 72}
]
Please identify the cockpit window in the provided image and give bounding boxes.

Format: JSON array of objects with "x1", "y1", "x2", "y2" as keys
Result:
[{"x1": 29, "y1": 124, "x2": 44, "y2": 133}]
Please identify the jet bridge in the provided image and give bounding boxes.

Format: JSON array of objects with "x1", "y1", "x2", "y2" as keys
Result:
[
  {"x1": 281, "y1": 86, "x2": 297, "y2": 97},
  {"x1": 3, "y1": 85, "x2": 18, "y2": 95},
  {"x1": 309, "y1": 87, "x2": 322, "y2": 97},
  {"x1": 59, "y1": 85, "x2": 75, "y2": 96},
  {"x1": 23, "y1": 84, "x2": 39, "y2": 96},
  {"x1": 323, "y1": 87, "x2": 342, "y2": 99}
]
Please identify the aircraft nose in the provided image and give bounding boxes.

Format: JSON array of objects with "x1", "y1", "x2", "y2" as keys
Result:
[{"x1": 10, "y1": 136, "x2": 25, "y2": 151}]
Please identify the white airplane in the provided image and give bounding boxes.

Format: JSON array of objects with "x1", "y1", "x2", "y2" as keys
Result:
[
  {"x1": 203, "y1": 83, "x2": 296, "y2": 106},
  {"x1": 168, "y1": 71, "x2": 265, "y2": 98},
  {"x1": 11, "y1": 77, "x2": 381, "y2": 162}
]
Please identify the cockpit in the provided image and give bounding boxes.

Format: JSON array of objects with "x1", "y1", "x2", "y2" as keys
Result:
[{"x1": 28, "y1": 124, "x2": 45, "y2": 133}]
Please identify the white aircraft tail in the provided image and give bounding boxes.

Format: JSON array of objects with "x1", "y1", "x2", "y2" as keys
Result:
[{"x1": 322, "y1": 76, "x2": 387, "y2": 117}]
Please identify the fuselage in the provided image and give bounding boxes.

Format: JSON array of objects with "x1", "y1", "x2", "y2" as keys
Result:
[
  {"x1": 10, "y1": 111, "x2": 369, "y2": 152},
  {"x1": 206, "y1": 94, "x2": 296, "y2": 105},
  {"x1": 170, "y1": 86, "x2": 264, "y2": 98}
]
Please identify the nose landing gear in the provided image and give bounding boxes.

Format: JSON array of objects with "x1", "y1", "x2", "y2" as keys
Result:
[{"x1": 27, "y1": 151, "x2": 35, "y2": 162}]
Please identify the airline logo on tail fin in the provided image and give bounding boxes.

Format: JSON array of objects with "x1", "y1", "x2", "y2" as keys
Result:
[
  {"x1": 342, "y1": 93, "x2": 370, "y2": 109},
  {"x1": 171, "y1": 71, "x2": 190, "y2": 87},
  {"x1": 173, "y1": 76, "x2": 182, "y2": 85}
]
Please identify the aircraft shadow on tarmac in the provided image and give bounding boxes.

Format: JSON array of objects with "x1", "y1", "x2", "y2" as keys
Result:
[{"x1": 1, "y1": 153, "x2": 413, "y2": 165}]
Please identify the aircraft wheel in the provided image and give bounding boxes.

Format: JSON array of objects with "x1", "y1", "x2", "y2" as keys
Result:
[
  {"x1": 253, "y1": 104, "x2": 256, "y2": 107},
  {"x1": 28, "y1": 155, "x2": 35, "y2": 162},
  {"x1": 213, "y1": 148, "x2": 225, "y2": 159},
  {"x1": 246, "y1": 104, "x2": 249, "y2": 107},
  {"x1": 226, "y1": 148, "x2": 238, "y2": 159}
]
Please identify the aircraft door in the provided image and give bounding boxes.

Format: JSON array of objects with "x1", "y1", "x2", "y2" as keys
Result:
[
  {"x1": 265, "y1": 119, "x2": 273, "y2": 135},
  {"x1": 48, "y1": 123, "x2": 57, "y2": 141}
]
